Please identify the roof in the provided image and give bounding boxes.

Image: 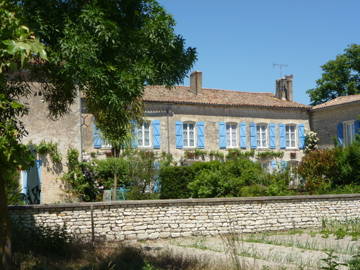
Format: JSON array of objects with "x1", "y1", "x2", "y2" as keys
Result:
[
  {"x1": 143, "y1": 86, "x2": 309, "y2": 109},
  {"x1": 312, "y1": 94, "x2": 360, "y2": 110}
]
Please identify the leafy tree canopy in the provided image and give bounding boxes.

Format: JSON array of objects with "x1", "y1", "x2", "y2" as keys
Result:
[
  {"x1": 13, "y1": 0, "x2": 197, "y2": 143},
  {"x1": 307, "y1": 44, "x2": 360, "y2": 105}
]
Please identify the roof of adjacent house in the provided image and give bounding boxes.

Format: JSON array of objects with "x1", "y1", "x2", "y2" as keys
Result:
[
  {"x1": 143, "y1": 86, "x2": 310, "y2": 109},
  {"x1": 312, "y1": 94, "x2": 360, "y2": 110}
]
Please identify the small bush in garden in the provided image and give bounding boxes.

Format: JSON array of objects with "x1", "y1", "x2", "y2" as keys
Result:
[{"x1": 297, "y1": 149, "x2": 338, "y2": 193}]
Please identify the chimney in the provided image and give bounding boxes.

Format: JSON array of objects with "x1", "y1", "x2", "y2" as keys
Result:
[
  {"x1": 275, "y1": 75, "x2": 293, "y2": 101},
  {"x1": 190, "y1": 71, "x2": 202, "y2": 95}
]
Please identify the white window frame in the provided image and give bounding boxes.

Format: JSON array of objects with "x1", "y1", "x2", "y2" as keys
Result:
[
  {"x1": 183, "y1": 122, "x2": 196, "y2": 148},
  {"x1": 256, "y1": 124, "x2": 268, "y2": 148},
  {"x1": 285, "y1": 124, "x2": 297, "y2": 149},
  {"x1": 137, "y1": 121, "x2": 152, "y2": 148},
  {"x1": 343, "y1": 120, "x2": 355, "y2": 146},
  {"x1": 226, "y1": 122, "x2": 238, "y2": 148}
]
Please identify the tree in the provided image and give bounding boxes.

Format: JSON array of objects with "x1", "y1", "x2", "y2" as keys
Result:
[
  {"x1": 307, "y1": 44, "x2": 360, "y2": 105},
  {"x1": 1, "y1": 0, "x2": 196, "y2": 267},
  {"x1": 15, "y1": 0, "x2": 197, "y2": 142},
  {"x1": 0, "y1": 1, "x2": 46, "y2": 268}
]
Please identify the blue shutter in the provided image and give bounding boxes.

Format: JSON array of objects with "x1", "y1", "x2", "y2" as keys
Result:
[
  {"x1": 196, "y1": 122, "x2": 205, "y2": 149},
  {"x1": 130, "y1": 120, "x2": 138, "y2": 148},
  {"x1": 298, "y1": 124, "x2": 305, "y2": 149},
  {"x1": 152, "y1": 120, "x2": 161, "y2": 149},
  {"x1": 21, "y1": 170, "x2": 28, "y2": 195},
  {"x1": 218, "y1": 122, "x2": 226, "y2": 149},
  {"x1": 355, "y1": 120, "x2": 360, "y2": 135},
  {"x1": 269, "y1": 123, "x2": 276, "y2": 149},
  {"x1": 240, "y1": 122, "x2": 247, "y2": 149},
  {"x1": 250, "y1": 122, "x2": 257, "y2": 149},
  {"x1": 271, "y1": 160, "x2": 277, "y2": 170},
  {"x1": 176, "y1": 121, "x2": 183, "y2": 149},
  {"x1": 93, "y1": 123, "x2": 103, "y2": 149},
  {"x1": 337, "y1": 122, "x2": 343, "y2": 146},
  {"x1": 279, "y1": 124, "x2": 286, "y2": 149}
]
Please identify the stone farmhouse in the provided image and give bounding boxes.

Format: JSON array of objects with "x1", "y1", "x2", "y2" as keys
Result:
[{"x1": 20, "y1": 72, "x2": 360, "y2": 203}]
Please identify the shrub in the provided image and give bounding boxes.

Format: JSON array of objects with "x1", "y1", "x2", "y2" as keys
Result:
[
  {"x1": 297, "y1": 149, "x2": 338, "y2": 193},
  {"x1": 159, "y1": 165, "x2": 194, "y2": 199}
]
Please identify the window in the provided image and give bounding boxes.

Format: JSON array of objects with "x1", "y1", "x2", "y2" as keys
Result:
[
  {"x1": 183, "y1": 122, "x2": 195, "y2": 147},
  {"x1": 344, "y1": 121, "x2": 355, "y2": 146},
  {"x1": 137, "y1": 122, "x2": 151, "y2": 147},
  {"x1": 226, "y1": 123, "x2": 237, "y2": 148},
  {"x1": 256, "y1": 124, "x2": 267, "y2": 148},
  {"x1": 286, "y1": 125, "x2": 296, "y2": 148}
]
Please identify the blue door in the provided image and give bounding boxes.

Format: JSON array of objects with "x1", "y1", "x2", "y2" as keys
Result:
[{"x1": 21, "y1": 160, "x2": 42, "y2": 204}]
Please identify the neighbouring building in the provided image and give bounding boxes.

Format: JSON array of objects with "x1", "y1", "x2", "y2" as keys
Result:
[{"x1": 19, "y1": 72, "x2": 360, "y2": 203}]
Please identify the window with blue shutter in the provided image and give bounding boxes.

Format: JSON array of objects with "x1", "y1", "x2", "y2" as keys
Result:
[
  {"x1": 279, "y1": 123, "x2": 286, "y2": 149},
  {"x1": 337, "y1": 122, "x2": 344, "y2": 146},
  {"x1": 298, "y1": 124, "x2": 305, "y2": 149},
  {"x1": 152, "y1": 120, "x2": 161, "y2": 149},
  {"x1": 269, "y1": 123, "x2": 276, "y2": 149},
  {"x1": 240, "y1": 122, "x2": 247, "y2": 149},
  {"x1": 355, "y1": 120, "x2": 360, "y2": 135},
  {"x1": 250, "y1": 122, "x2": 257, "y2": 149},
  {"x1": 176, "y1": 121, "x2": 183, "y2": 149},
  {"x1": 196, "y1": 122, "x2": 205, "y2": 149},
  {"x1": 130, "y1": 120, "x2": 138, "y2": 148},
  {"x1": 218, "y1": 122, "x2": 226, "y2": 149},
  {"x1": 93, "y1": 123, "x2": 103, "y2": 149}
]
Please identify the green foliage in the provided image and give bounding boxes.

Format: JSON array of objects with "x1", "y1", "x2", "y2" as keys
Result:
[
  {"x1": 308, "y1": 44, "x2": 360, "y2": 105},
  {"x1": 348, "y1": 249, "x2": 360, "y2": 270},
  {"x1": 34, "y1": 140, "x2": 62, "y2": 164},
  {"x1": 11, "y1": 221, "x2": 82, "y2": 261},
  {"x1": 320, "y1": 250, "x2": 345, "y2": 270},
  {"x1": 5, "y1": 170, "x2": 23, "y2": 205},
  {"x1": 298, "y1": 137, "x2": 360, "y2": 192},
  {"x1": 297, "y1": 149, "x2": 338, "y2": 193},
  {"x1": 226, "y1": 149, "x2": 255, "y2": 160},
  {"x1": 15, "y1": 0, "x2": 196, "y2": 143},
  {"x1": 160, "y1": 159, "x2": 293, "y2": 199},
  {"x1": 62, "y1": 148, "x2": 99, "y2": 202},
  {"x1": 159, "y1": 165, "x2": 194, "y2": 199},
  {"x1": 256, "y1": 151, "x2": 284, "y2": 160},
  {"x1": 209, "y1": 150, "x2": 225, "y2": 161}
]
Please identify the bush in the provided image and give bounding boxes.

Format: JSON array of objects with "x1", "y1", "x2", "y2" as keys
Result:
[
  {"x1": 297, "y1": 149, "x2": 338, "y2": 193},
  {"x1": 160, "y1": 158, "x2": 293, "y2": 199},
  {"x1": 159, "y1": 165, "x2": 194, "y2": 199},
  {"x1": 298, "y1": 136, "x2": 360, "y2": 193}
]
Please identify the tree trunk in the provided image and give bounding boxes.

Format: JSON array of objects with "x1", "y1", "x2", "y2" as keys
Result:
[
  {"x1": 112, "y1": 172, "x2": 118, "y2": 201},
  {"x1": 0, "y1": 173, "x2": 12, "y2": 270}
]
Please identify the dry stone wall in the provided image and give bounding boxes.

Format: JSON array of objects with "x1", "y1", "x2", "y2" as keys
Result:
[{"x1": 9, "y1": 194, "x2": 360, "y2": 242}]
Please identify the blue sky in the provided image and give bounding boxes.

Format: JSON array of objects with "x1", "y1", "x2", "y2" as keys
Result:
[{"x1": 158, "y1": 0, "x2": 360, "y2": 105}]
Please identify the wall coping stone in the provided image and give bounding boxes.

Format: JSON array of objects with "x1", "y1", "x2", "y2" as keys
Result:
[{"x1": 8, "y1": 193, "x2": 360, "y2": 210}]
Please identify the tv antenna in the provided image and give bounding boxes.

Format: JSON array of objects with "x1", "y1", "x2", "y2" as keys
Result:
[{"x1": 273, "y1": 63, "x2": 288, "y2": 77}]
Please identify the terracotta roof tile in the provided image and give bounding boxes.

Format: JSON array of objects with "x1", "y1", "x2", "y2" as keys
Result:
[
  {"x1": 312, "y1": 94, "x2": 360, "y2": 110},
  {"x1": 143, "y1": 86, "x2": 309, "y2": 109}
]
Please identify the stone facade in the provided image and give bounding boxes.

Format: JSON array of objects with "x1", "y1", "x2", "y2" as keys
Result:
[
  {"x1": 9, "y1": 194, "x2": 360, "y2": 241},
  {"x1": 20, "y1": 82, "x2": 82, "y2": 203},
  {"x1": 19, "y1": 78, "x2": 360, "y2": 204},
  {"x1": 311, "y1": 100, "x2": 360, "y2": 148},
  {"x1": 84, "y1": 102, "x2": 310, "y2": 162}
]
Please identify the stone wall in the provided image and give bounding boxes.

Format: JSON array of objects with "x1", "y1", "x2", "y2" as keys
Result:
[{"x1": 9, "y1": 194, "x2": 360, "y2": 242}]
